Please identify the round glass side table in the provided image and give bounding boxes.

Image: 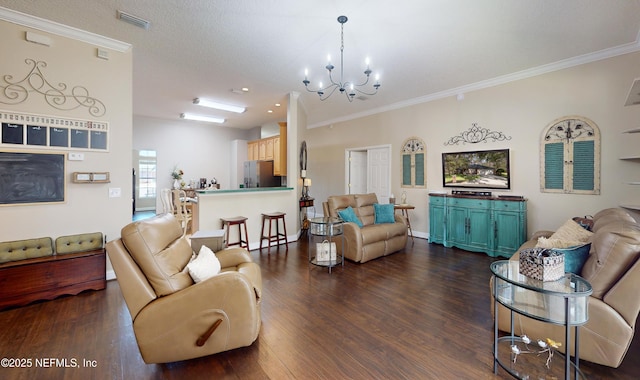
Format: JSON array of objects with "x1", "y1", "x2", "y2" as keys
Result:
[
  {"x1": 491, "y1": 260, "x2": 592, "y2": 380},
  {"x1": 308, "y1": 217, "x2": 344, "y2": 273}
]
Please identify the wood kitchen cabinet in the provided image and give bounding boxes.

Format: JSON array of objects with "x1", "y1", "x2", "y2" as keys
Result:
[
  {"x1": 246, "y1": 122, "x2": 287, "y2": 176},
  {"x1": 274, "y1": 122, "x2": 287, "y2": 176},
  {"x1": 265, "y1": 138, "x2": 274, "y2": 160},
  {"x1": 247, "y1": 141, "x2": 259, "y2": 161}
]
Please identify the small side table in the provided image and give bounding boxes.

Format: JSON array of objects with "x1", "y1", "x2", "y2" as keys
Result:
[
  {"x1": 308, "y1": 217, "x2": 344, "y2": 273},
  {"x1": 190, "y1": 229, "x2": 225, "y2": 254},
  {"x1": 394, "y1": 204, "x2": 415, "y2": 243},
  {"x1": 491, "y1": 260, "x2": 592, "y2": 380},
  {"x1": 299, "y1": 197, "x2": 315, "y2": 239}
]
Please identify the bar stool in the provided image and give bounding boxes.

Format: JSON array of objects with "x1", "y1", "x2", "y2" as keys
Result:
[
  {"x1": 259, "y1": 212, "x2": 288, "y2": 252},
  {"x1": 221, "y1": 216, "x2": 249, "y2": 249}
]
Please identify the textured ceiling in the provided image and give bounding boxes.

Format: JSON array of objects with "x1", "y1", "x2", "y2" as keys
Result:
[{"x1": 1, "y1": 0, "x2": 639, "y2": 129}]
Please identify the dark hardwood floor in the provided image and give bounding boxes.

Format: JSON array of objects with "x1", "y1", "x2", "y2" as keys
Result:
[{"x1": 0, "y1": 238, "x2": 638, "y2": 379}]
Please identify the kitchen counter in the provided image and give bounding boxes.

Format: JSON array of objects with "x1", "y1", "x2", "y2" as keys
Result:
[
  {"x1": 193, "y1": 187, "x2": 297, "y2": 249},
  {"x1": 196, "y1": 187, "x2": 293, "y2": 194}
]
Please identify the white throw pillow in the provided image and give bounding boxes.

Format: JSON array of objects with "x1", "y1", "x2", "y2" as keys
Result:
[
  {"x1": 550, "y1": 219, "x2": 594, "y2": 242},
  {"x1": 535, "y1": 219, "x2": 594, "y2": 249},
  {"x1": 186, "y1": 245, "x2": 221, "y2": 283}
]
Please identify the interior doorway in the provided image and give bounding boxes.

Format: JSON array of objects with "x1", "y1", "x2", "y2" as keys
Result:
[
  {"x1": 133, "y1": 149, "x2": 157, "y2": 213},
  {"x1": 345, "y1": 145, "x2": 392, "y2": 203}
]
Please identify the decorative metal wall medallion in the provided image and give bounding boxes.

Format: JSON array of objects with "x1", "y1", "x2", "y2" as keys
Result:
[
  {"x1": 1, "y1": 59, "x2": 106, "y2": 117},
  {"x1": 444, "y1": 123, "x2": 511, "y2": 145},
  {"x1": 402, "y1": 136, "x2": 425, "y2": 153},
  {"x1": 544, "y1": 118, "x2": 595, "y2": 142}
]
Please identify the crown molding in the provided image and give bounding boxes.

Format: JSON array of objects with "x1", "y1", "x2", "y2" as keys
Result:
[
  {"x1": 0, "y1": 6, "x2": 131, "y2": 52},
  {"x1": 307, "y1": 35, "x2": 640, "y2": 129}
]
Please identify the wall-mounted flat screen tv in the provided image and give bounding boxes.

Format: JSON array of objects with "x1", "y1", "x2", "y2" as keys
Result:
[{"x1": 442, "y1": 149, "x2": 510, "y2": 190}]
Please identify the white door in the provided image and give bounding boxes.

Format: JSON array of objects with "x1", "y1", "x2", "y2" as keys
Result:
[
  {"x1": 348, "y1": 151, "x2": 367, "y2": 194},
  {"x1": 368, "y1": 147, "x2": 391, "y2": 203}
]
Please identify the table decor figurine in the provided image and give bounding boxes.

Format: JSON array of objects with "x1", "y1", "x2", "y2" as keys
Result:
[{"x1": 511, "y1": 335, "x2": 562, "y2": 369}]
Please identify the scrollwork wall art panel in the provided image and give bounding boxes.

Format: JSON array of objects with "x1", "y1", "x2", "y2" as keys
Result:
[
  {"x1": 444, "y1": 123, "x2": 511, "y2": 145},
  {"x1": 1, "y1": 59, "x2": 106, "y2": 117}
]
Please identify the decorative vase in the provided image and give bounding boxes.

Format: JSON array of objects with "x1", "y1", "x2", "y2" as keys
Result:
[{"x1": 173, "y1": 179, "x2": 180, "y2": 189}]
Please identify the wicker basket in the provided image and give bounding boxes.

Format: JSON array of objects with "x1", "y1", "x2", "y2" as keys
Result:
[{"x1": 519, "y1": 248, "x2": 565, "y2": 282}]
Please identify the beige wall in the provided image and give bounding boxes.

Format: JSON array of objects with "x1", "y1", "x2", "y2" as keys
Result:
[
  {"x1": 133, "y1": 115, "x2": 253, "y2": 211},
  {"x1": 303, "y1": 51, "x2": 640, "y2": 237},
  {"x1": 0, "y1": 21, "x2": 132, "y2": 253}
]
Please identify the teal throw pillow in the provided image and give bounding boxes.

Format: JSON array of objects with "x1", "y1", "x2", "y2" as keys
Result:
[
  {"x1": 373, "y1": 203, "x2": 395, "y2": 224},
  {"x1": 338, "y1": 206, "x2": 363, "y2": 228},
  {"x1": 552, "y1": 243, "x2": 591, "y2": 274}
]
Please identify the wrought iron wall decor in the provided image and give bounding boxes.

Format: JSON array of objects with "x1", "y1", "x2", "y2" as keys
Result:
[
  {"x1": 543, "y1": 118, "x2": 595, "y2": 142},
  {"x1": 1, "y1": 59, "x2": 106, "y2": 117},
  {"x1": 444, "y1": 123, "x2": 511, "y2": 145}
]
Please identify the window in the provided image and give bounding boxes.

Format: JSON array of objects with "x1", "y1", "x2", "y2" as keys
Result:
[
  {"x1": 138, "y1": 150, "x2": 157, "y2": 198},
  {"x1": 401, "y1": 137, "x2": 426, "y2": 188},
  {"x1": 540, "y1": 116, "x2": 600, "y2": 194}
]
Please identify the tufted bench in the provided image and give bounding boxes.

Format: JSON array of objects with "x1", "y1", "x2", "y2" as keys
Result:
[{"x1": 0, "y1": 232, "x2": 106, "y2": 310}]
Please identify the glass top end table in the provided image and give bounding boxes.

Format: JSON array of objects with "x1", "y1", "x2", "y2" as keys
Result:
[
  {"x1": 308, "y1": 217, "x2": 344, "y2": 273},
  {"x1": 491, "y1": 260, "x2": 592, "y2": 380}
]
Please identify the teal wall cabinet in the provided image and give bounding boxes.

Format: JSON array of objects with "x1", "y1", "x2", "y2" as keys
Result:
[{"x1": 428, "y1": 194, "x2": 527, "y2": 258}]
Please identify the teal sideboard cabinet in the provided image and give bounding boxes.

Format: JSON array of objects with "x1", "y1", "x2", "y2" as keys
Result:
[{"x1": 428, "y1": 193, "x2": 527, "y2": 258}]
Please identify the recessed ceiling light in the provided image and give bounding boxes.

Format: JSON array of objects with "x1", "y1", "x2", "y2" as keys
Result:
[
  {"x1": 275, "y1": 103, "x2": 281, "y2": 107},
  {"x1": 267, "y1": 110, "x2": 273, "y2": 113},
  {"x1": 180, "y1": 113, "x2": 224, "y2": 124},
  {"x1": 241, "y1": 87, "x2": 249, "y2": 92},
  {"x1": 193, "y1": 98, "x2": 245, "y2": 113}
]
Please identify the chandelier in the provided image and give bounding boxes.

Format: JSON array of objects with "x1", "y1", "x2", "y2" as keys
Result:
[{"x1": 303, "y1": 15, "x2": 380, "y2": 102}]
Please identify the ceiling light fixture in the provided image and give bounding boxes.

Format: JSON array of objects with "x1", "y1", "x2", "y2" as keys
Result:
[
  {"x1": 193, "y1": 98, "x2": 245, "y2": 113},
  {"x1": 303, "y1": 15, "x2": 380, "y2": 102},
  {"x1": 180, "y1": 113, "x2": 224, "y2": 124}
]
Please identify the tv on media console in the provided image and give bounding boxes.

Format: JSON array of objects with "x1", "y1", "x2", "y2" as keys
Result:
[{"x1": 442, "y1": 149, "x2": 510, "y2": 190}]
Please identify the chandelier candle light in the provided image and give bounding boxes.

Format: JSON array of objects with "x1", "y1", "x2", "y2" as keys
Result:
[{"x1": 303, "y1": 16, "x2": 380, "y2": 102}]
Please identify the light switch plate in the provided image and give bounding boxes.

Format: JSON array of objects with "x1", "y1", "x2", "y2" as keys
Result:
[
  {"x1": 69, "y1": 152, "x2": 84, "y2": 161},
  {"x1": 109, "y1": 188, "x2": 121, "y2": 198}
]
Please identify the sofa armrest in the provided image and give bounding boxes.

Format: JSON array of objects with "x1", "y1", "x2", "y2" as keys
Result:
[
  {"x1": 133, "y1": 270, "x2": 261, "y2": 362},
  {"x1": 603, "y1": 257, "x2": 640, "y2": 327},
  {"x1": 342, "y1": 222, "x2": 364, "y2": 262},
  {"x1": 394, "y1": 214, "x2": 407, "y2": 225},
  {"x1": 106, "y1": 239, "x2": 157, "y2": 319},
  {"x1": 216, "y1": 247, "x2": 253, "y2": 268}
]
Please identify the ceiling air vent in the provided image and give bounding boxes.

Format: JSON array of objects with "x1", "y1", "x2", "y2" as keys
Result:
[
  {"x1": 117, "y1": 10, "x2": 150, "y2": 30},
  {"x1": 624, "y1": 78, "x2": 640, "y2": 106}
]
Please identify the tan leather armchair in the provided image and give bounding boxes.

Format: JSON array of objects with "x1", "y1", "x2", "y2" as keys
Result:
[{"x1": 106, "y1": 213, "x2": 262, "y2": 364}]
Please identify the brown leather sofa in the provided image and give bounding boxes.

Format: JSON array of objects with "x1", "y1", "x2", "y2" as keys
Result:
[
  {"x1": 325, "y1": 193, "x2": 408, "y2": 263},
  {"x1": 494, "y1": 208, "x2": 640, "y2": 368},
  {"x1": 106, "y1": 213, "x2": 262, "y2": 364}
]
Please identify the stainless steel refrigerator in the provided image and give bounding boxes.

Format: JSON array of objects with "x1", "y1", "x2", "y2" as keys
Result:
[{"x1": 243, "y1": 160, "x2": 280, "y2": 188}]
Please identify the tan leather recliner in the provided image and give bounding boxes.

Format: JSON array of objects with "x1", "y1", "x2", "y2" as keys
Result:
[
  {"x1": 493, "y1": 208, "x2": 640, "y2": 368},
  {"x1": 106, "y1": 213, "x2": 262, "y2": 364}
]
